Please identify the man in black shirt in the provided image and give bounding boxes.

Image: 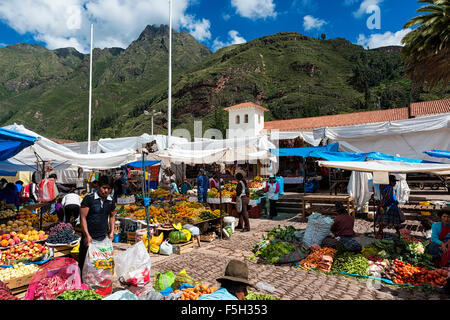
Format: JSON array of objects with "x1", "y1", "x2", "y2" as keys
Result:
[{"x1": 78, "y1": 175, "x2": 116, "y2": 273}]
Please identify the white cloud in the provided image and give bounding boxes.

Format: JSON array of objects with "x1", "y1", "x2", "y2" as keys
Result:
[
  {"x1": 180, "y1": 15, "x2": 211, "y2": 42},
  {"x1": 212, "y1": 30, "x2": 246, "y2": 52},
  {"x1": 0, "y1": 0, "x2": 211, "y2": 53},
  {"x1": 357, "y1": 28, "x2": 412, "y2": 49},
  {"x1": 231, "y1": 0, "x2": 277, "y2": 20},
  {"x1": 303, "y1": 15, "x2": 327, "y2": 31},
  {"x1": 353, "y1": 0, "x2": 383, "y2": 18}
]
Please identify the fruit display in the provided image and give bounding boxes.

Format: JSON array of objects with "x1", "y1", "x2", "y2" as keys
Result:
[
  {"x1": 0, "y1": 241, "x2": 49, "y2": 265},
  {"x1": 16, "y1": 209, "x2": 39, "y2": 225},
  {"x1": 1, "y1": 219, "x2": 36, "y2": 235},
  {"x1": 198, "y1": 209, "x2": 223, "y2": 221},
  {"x1": 392, "y1": 259, "x2": 448, "y2": 287},
  {"x1": 0, "y1": 262, "x2": 39, "y2": 282},
  {"x1": 173, "y1": 283, "x2": 217, "y2": 300},
  {"x1": 42, "y1": 213, "x2": 58, "y2": 224},
  {"x1": 248, "y1": 181, "x2": 264, "y2": 189},
  {"x1": 150, "y1": 188, "x2": 171, "y2": 198},
  {"x1": 46, "y1": 222, "x2": 79, "y2": 245},
  {"x1": 0, "y1": 208, "x2": 16, "y2": 220}
]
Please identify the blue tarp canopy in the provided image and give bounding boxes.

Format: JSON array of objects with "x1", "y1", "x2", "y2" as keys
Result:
[
  {"x1": 0, "y1": 170, "x2": 17, "y2": 176},
  {"x1": 423, "y1": 150, "x2": 450, "y2": 160},
  {"x1": 0, "y1": 128, "x2": 38, "y2": 161},
  {"x1": 124, "y1": 160, "x2": 161, "y2": 168},
  {"x1": 312, "y1": 151, "x2": 438, "y2": 164},
  {"x1": 270, "y1": 143, "x2": 339, "y2": 157}
]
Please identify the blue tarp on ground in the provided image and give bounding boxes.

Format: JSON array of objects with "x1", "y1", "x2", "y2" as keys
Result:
[
  {"x1": 424, "y1": 150, "x2": 450, "y2": 160},
  {"x1": 124, "y1": 160, "x2": 161, "y2": 168},
  {"x1": 0, "y1": 128, "x2": 38, "y2": 161},
  {"x1": 270, "y1": 143, "x2": 340, "y2": 157}
]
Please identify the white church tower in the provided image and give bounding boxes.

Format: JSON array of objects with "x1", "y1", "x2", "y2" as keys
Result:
[{"x1": 224, "y1": 102, "x2": 268, "y2": 139}]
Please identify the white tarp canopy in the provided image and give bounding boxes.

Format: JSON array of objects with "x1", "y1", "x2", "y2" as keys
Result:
[
  {"x1": 313, "y1": 113, "x2": 450, "y2": 163},
  {"x1": 269, "y1": 130, "x2": 321, "y2": 146},
  {"x1": 96, "y1": 134, "x2": 188, "y2": 154},
  {"x1": 1, "y1": 124, "x2": 137, "y2": 170},
  {"x1": 318, "y1": 159, "x2": 450, "y2": 173},
  {"x1": 157, "y1": 135, "x2": 277, "y2": 165}
]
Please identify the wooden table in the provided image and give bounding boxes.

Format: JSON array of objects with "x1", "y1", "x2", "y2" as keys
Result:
[{"x1": 302, "y1": 194, "x2": 355, "y2": 222}]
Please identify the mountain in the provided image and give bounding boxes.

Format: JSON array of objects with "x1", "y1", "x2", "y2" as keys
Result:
[{"x1": 0, "y1": 27, "x2": 448, "y2": 141}]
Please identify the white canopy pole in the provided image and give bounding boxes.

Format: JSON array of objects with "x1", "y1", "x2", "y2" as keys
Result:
[
  {"x1": 167, "y1": 0, "x2": 173, "y2": 148},
  {"x1": 87, "y1": 24, "x2": 94, "y2": 155}
]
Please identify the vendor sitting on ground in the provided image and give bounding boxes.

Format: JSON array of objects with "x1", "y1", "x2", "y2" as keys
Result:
[
  {"x1": 427, "y1": 208, "x2": 450, "y2": 268},
  {"x1": 179, "y1": 179, "x2": 192, "y2": 195},
  {"x1": 197, "y1": 260, "x2": 254, "y2": 300},
  {"x1": 330, "y1": 202, "x2": 362, "y2": 252}
]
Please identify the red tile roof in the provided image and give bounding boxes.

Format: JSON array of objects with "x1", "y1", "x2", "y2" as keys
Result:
[
  {"x1": 224, "y1": 102, "x2": 269, "y2": 112},
  {"x1": 410, "y1": 99, "x2": 450, "y2": 117},
  {"x1": 264, "y1": 99, "x2": 450, "y2": 131}
]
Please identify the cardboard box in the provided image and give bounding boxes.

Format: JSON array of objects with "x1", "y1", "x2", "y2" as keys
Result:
[{"x1": 3, "y1": 273, "x2": 34, "y2": 290}]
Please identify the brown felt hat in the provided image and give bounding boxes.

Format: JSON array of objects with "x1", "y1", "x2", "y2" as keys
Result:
[{"x1": 216, "y1": 260, "x2": 255, "y2": 287}]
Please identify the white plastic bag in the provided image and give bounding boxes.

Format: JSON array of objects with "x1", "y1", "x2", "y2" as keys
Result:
[
  {"x1": 114, "y1": 241, "x2": 152, "y2": 295},
  {"x1": 303, "y1": 212, "x2": 334, "y2": 247},
  {"x1": 159, "y1": 240, "x2": 173, "y2": 256},
  {"x1": 182, "y1": 224, "x2": 200, "y2": 236},
  {"x1": 82, "y1": 238, "x2": 114, "y2": 296}
]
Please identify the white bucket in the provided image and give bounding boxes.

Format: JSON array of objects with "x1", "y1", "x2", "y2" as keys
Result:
[{"x1": 223, "y1": 216, "x2": 236, "y2": 233}]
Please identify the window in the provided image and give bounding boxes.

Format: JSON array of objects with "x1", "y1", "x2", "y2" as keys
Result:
[
  {"x1": 244, "y1": 114, "x2": 249, "y2": 123},
  {"x1": 236, "y1": 115, "x2": 240, "y2": 124}
]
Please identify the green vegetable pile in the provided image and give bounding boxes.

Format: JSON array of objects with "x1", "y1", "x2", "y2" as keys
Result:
[
  {"x1": 55, "y1": 289, "x2": 104, "y2": 300},
  {"x1": 331, "y1": 252, "x2": 370, "y2": 276},
  {"x1": 255, "y1": 241, "x2": 296, "y2": 264},
  {"x1": 265, "y1": 225, "x2": 298, "y2": 242},
  {"x1": 246, "y1": 292, "x2": 280, "y2": 300},
  {"x1": 364, "y1": 237, "x2": 435, "y2": 269}
]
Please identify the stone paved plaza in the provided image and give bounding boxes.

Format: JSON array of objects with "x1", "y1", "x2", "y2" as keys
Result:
[{"x1": 114, "y1": 210, "x2": 450, "y2": 300}]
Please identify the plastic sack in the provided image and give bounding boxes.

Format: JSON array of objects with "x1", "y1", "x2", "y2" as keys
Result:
[
  {"x1": 159, "y1": 240, "x2": 173, "y2": 256},
  {"x1": 82, "y1": 238, "x2": 114, "y2": 296},
  {"x1": 172, "y1": 269, "x2": 195, "y2": 290},
  {"x1": 183, "y1": 224, "x2": 200, "y2": 236},
  {"x1": 38, "y1": 179, "x2": 59, "y2": 202},
  {"x1": 154, "y1": 270, "x2": 175, "y2": 292},
  {"x1": 103, "y1": 290, "x2": 139, "y2": 300},
  {"x1": 302, "y1": 212, "x2": 334, "y2": 247},
  {"x1": 25, "y1": 257, "x2": 87, "y2": 300},
  {"x1": 114, "y1": 241, "x2": 152, "y2": 296}
]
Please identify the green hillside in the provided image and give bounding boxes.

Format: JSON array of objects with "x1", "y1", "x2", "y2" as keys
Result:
[{"x1": 0, "y1": 27, "x2": 448, "y2": 141}]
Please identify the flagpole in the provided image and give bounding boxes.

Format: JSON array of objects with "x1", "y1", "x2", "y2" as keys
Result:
[
  {"x1": 88, "y1": 24, "x2": 93, "y2": 154},
  {"x1": 167, "y1": 0, "x2": 172, "y2": 148}
]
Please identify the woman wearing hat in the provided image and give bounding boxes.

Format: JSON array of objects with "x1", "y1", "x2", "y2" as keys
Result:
[
  {"x1": 264, "y1": 174, "x2": 280, "y2": 219},
  {"x1": 374, "y1": 175, "x2": 405, "y2": 239},
  {"x1": 197, "y1": 260, "x2": 254, "y2": 300}
]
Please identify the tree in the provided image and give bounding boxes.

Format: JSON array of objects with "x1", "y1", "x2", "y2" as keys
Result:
[
  {"x1": 401, "y1": 0, "x2": 449, "y2": 91},
  {"x1": 321, "y1": 33, "x2": 326, "y2": 40}
]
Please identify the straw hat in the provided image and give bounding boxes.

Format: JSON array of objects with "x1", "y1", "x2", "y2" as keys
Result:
[{"x1": 216, "y1": 260, "x2": 255, "y2": 287}]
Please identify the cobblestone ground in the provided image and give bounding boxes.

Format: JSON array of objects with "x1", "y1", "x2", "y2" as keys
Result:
[{"x1": 113, "y1": 213, "x2": 450, "y2": 300}]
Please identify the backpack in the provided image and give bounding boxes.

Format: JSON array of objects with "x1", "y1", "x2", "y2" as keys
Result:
[{"x1": 20, "y1": 184, "x2": 31, "y2": 199}]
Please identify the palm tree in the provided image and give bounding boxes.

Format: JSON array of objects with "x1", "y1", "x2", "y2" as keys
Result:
[{"x1": 401, "y1": 0, "x2": 449, "y2": 91}]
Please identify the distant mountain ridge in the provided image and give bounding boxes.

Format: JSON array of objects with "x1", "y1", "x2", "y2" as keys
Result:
[{"x1": 0, "y1": 25, "x2": 448, "y2": 141}]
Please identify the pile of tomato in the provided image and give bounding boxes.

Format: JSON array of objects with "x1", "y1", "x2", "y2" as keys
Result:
[{"x1": 392, "y1": 259, "x2": 448, "y2": 287}]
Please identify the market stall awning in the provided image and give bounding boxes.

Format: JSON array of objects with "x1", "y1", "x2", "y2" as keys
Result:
[
  {"x1": 1, "y1": 124, "x2": 137, "y2": 170},
  {"x1": 423, "y1": 150, "x2": 450, "y2": 160},
  {"x1": 0, "y1": 128, "x2": 38, "y2": 161},
  {"x1": 124, "y1": 160, "x2": 161, "y2": 168},
  {"x1": 318, "y1": 160, "x2": 450, "y2": 173},
  {"x1": 269, "y1": 142, "x2": 339, "y2": 157},
  {"x1": 310, "y1": 151, "x2": 438, "y2": 163}
]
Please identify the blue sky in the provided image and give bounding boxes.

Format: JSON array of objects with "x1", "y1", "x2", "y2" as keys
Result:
[{"x1": 0, "y1": 0, "x2": 423, "y2": 53}]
